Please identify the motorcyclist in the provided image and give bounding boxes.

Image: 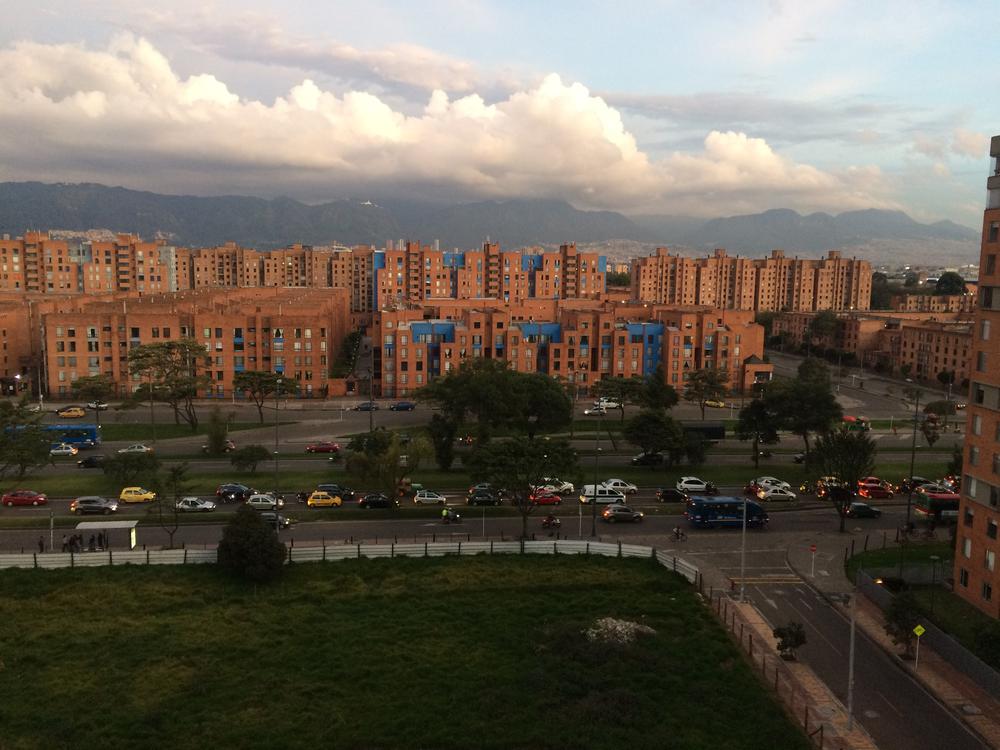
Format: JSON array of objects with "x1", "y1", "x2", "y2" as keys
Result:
[
  {"x1": 543, "y1": 514, "x2": 558, "y2": 527},
  {"x1": 441, "y1": 507, "x2": 449, "y2": 521}
]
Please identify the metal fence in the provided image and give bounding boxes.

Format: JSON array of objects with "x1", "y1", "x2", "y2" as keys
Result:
[
  {"x1": 857, "y1": 570, "x2": 1000, "y2": 699},
  {"x1": 0, "y1": 539, "x2": 701, "y2": 584}
]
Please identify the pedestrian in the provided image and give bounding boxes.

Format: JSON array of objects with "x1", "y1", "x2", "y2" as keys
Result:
[
  {"x1": 97, "y1": 531, "x2": 104, "y2": 549},
  {"x1": 88, "y1": 534, "x2": 96, "y2": 552},
  {"x1": 38, "y1": 536, "x2": 44, "y2": 554},
  {"x1": 61, "y1": 534, "x2": 68, "y2": 553}
]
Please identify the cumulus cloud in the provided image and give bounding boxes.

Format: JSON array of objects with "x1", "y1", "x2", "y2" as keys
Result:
[
  {"x1": 0, "y1": 35, "x2": 894, "y2": 215},
  {"x1": 951, "y1": 128, "x2": 988, "y2": 159}
]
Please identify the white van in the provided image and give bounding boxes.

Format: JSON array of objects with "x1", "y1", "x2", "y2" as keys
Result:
[{"x1": 579, "y1": 485, "x2": 626, "y2": 504}]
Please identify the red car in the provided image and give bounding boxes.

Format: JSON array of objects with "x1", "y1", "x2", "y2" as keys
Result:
[
  {"x1": 305, "y1": 441, "x2": 341, "y2": 454},
  {"x1": 2, "y1": 489, "x2": 48, "y2": 507},
  {"x1": 529, "y1": 489, "x2": 562, "y2": 505},
  {"x1": 858, "y1": 485, "x2": 894, "y2": 500},
  {"x1": 857, "y1": 476, "x2": 884, "y2": 488}
]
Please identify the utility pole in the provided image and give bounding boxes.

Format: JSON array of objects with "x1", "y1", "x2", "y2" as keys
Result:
[
  {"x1": 739, "y1": 497, "x2": 748, "y2": 602},
  {"x1": 590, "y1": 414, "x2": 602, "y2": 537},
  {"x1": 847, "y1": 588, "x2": 857, "y2": 731},
  {"x1": 273, "y1": 377, "x2": 282, "y2": 489},
  {"x1": 905, "y1": 389, "x2": 921, "y2": 529}
]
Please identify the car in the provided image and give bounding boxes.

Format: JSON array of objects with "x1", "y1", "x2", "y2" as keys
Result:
[
  {"x1": 358, "y1": 493, "x2": 399, "y2": 509},
  {"x1": 119, "y1": 486, "x2": 156, "y2": 503},
  {"x1": 793, "y1": 452, "x2": 810, "y2": 464},
  {"x1": 760, "y1": 487, "x2": 797, "y2": 502},
  {"x1": 247, "y1": 493, "x2": 283, "y2": 510},
  {"x1": 593, "y1": 398, "x2": 622, "y2": 410},
  {"x1": 897, "y1": 476, "x2": 934, "y2": 494},
  {"x1": 704, "y1": 399, "x2": 727, "y2": 408},
  {"x1": 305, "y1": 441, "x2": 341, "y2": 454},
  {"x1": 77, "y1": 454, "x2": 107, "y2": 469},
  {"x1": 528, "y1": 489, "x2": 561, "y2": 506},
  {"x1": 49, "y1": 443, "x2": 79, "y2": 457},
  {"x1": 631, "y1": 451, "x2": 664, "y2": 466},
  {"x1": 70, "y1": 496, "x2": 118, "y2": 514},
  {"x1": 315, "y1": 484, "x2": 355, "y2": 502},
  {"x1": 916, "y1": 484, "x2": 958, "y2": 498},
  {"x1": 656, "y1": 488, "x2": 689, "y2": 503},
  {"x1": 56, "y1": 405, "x2": 86, "y2": 418},
  {"x1": 579, "y1": 485, "x2": 627, "y2": 504},
  {"x1": 601, "y1": 504, "x2": 644, "y2": 523},
  {"x1": 469, "y1": 489, "x2": 504, "y2": 506},
  {"x1": 259, "y1": 511, "x2": 291, "y2": 529},
  {"x1": 413, "y1": 489, "x2": 447, "y2": 505},
  {"x1": 858, "y1": 484, "x2": 894, "y2": 500},
  {"x1": 814, "y1": 476, "x2": 844, "y2": 497},
  {"x1": 201, "y1": 439, "x2": 236, "y2": 454},
  {"x1": 954, "y1": 402, "x2": 967, "y2": 410},
  {"x1": 538, "y1": 478, "x2": 574, "y2": 495},
  {"x1": 754, "y1": 476, "x2": 791, "y2": 491},
  {"x1": 307, "y1": 491, "x2": 342, "y2": 508},
  {"x1": 846, "y1": 501, "x2": 882, "y2": 519},
  {"x1": 583, "y1": 405, "x2": 607, "y2": 416},
  {"x1": 86, "y1": 401, "x2": 110, "y2": 410},
  {"x1": 676, "y1": 476, "x2": 718, "y2": 494},
  {"x1": 467, "y1": 482, "x2": 503, "y2": 499},
  {"x1": 602, "y1": 478, "x2": 638, "y2": 495},
  {"x1": 175, "y1": 497, "x2": 217, "y2": 512},
  {"x1": 2, "y1": 489, "x2": 48, "y2": 507},
  {"x1": 389, "y1": 401, "x2": 416, "y2": 411},
  {"x1": 117, "y1": 443, "x2": 153, "y2": 455},
  {"x1": 354, "y1": 401, "x2": 379, "y2": 411},
  {"x1": 215, "y1": 483, "x2": 256, "y2": 503},
  {"x1": 857, "y1": 476, "x2": 886, "y2": 488}
]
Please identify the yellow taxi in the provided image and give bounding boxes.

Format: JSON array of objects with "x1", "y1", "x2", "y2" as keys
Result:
[
  {"x1": 306, "y1": 491, "x2": 342, "y2": 508},
  {"x1": 119, "y1": 486, "x2": 157, "y2": 503},
  {"x1": 56, "y1": 406, "x2": 86, "y2": 418},
  {"x1": 704, "y1": 399, "x2": 727, "y2": 408}
]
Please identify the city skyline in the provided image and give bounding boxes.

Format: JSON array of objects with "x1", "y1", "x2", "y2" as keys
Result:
[{"x1": 2, "y1": 1, "x2": 996, "y2": 227}]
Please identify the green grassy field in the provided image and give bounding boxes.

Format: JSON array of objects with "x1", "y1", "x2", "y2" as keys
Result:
[
  {"x1": 95, "y1": 421, "x2": 291, "y2": 441},
  {"x1": 0, "y1": 556, "x2": 810, "y2": 750}
]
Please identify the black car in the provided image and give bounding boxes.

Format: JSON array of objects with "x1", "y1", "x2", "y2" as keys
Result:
[
  {"x1": 354, "y1": 401, "x2": 379, "y2": 411},
  {"x1": 70, "y1": 496, "x2": 118, "y2": 514},
  {"x1": 77, "y1": 454, "x2": 107, "y2": 469},
  {"x1": 305, "y1": 483, "x2": 355, "y2": 503},
  {"x1": 846, "y1": 502, "x2": 882, "y2": 519},
  {"x1": 898, "y1": 476, "x2": 934, "y2": 494},
  {"x1": 358, "y1": 493, "x2": 399, "y2": 509},
  {"x1": 467, "y1": 489, "x2": 502, "y2": 506},
  {"x1": 389, "y1": 401, "x2": 416, "y2": 411},
  {"x1": 215, "y1": 483, "x2": 256, "y2": 503},
  {"x1": 258, "y1": 511, "x2": 291, "y2": 529},
  {"x1": 656, "y1": 488, "x2": 690, "y2": 503},
  {"x1": 631, "y1": 452, "x2": 664, "y2": 467}
]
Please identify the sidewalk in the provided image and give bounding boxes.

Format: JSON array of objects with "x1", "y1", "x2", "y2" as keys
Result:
[{"x1": 789, "y1": 536, "x2": 1000, "y2": 749}]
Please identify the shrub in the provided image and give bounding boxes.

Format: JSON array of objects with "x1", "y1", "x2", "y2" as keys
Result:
[
  {"x1": 231, "y1": 444, "x2": 271, "y2": 475},
  {"x1": 217, "y1": 506, "x2": 286, "y2": 583}
]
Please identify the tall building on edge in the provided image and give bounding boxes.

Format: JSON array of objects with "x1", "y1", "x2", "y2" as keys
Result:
[{"x1": 956, "y1": 134, "x2": 1000, "y2": 619}]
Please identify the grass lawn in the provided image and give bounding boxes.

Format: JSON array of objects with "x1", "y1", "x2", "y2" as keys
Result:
[
  {"x1": 0, "y1": 556, "x2": 810, "y2": 750},
  {"x1": 96, "y1": 421, "x2": 291, "y2": 441},
  {"x1": 845, "y1": 540, "x2": 954, "y2": 583},
  {"x1": 908, "y1": 587, "x2": 1000, "y2": 671}
]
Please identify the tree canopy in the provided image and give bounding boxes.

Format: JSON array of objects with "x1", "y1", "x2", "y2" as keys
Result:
[
  {"x1": 813, "y1": 430, "x2": 877, "y2": 532},
  {"x1": 0, "y1": 399, "x2": 52, "y2": 488},
  {"x1": 217, "y1": 506, "x2": 286, "y2": 584},
  {"x1": 683, "y1": 368, "x2": 729, "y2": 420},
  {"x1": 934, "y1": 272, "x2": 965, "y2": 296},
  {"x1": 736, "y1": 397, "x2": 782, "y2": 469},
  {"x1": 233, "y1": 370, "x2": 293, "y2": 424},
  {"x1": 622, "y1": 410, "x2": 686, "y2": 462},
  {"x1": 128, "y1": 338, "x2": 210, "y2": 430},
  {"x1": 70, "y1": 375, "x2": 114, "y2": 426},
  {"x1": 346, "y1": 430, "x2": 432, "y2": 500}
]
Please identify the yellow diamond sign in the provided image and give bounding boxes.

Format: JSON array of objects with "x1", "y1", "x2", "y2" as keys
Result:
[{"x1": 913, "y1": 624, "x2": 926, "y2": 637}]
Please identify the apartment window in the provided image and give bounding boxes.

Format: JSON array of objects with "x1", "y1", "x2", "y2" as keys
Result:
[
  {"x1": 973, "y1": 414, "x2": 982, "y2": 435},
  {"x1": 988, "y1": 550, "x2": 997, "y2": 572},
  {"x1": 970, "y1": 446, "x2": 980, "y2": 466},
  {"x1": 988, "y1": 254, "x2": 997, "y2": 274},
  {"x1": 990, "y1": 223, "x2": 1000, "y2": 243},
  {"x1": 963, "y1": 537, "x2": 972, "y2": 558},
  {"x1": 988, "y1": 519, "x2": 998, "y2": 540},
  {"x1": 977, "y1": 351, "x2": 987, "y2": 372},
  {"x1": 964, "y1": 507, "x2": 975, "y2": 527},
  {"x1": 959, "y1": 568, "x2": 969, "y2": 587},
  {"x1": 982, "y1": 320, "x2": 992, "y2": 341},
  {"x1": 984, "y1": 583, "x2": 994, "y2": 602}
]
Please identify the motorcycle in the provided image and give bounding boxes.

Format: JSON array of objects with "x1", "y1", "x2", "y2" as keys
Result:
[
  {"x1": 441, "y1": 510, "x2": 462, "y2": 525},
  {"x1": 541, "y1": 516, "x2": 561, "y2": 529}
]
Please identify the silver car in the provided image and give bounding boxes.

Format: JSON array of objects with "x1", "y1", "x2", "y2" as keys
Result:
[{"x1": 175, "y1": 497, "x2": 217, "y2": 513}]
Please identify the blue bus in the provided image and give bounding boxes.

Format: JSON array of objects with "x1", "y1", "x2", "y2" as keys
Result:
[
  {"x1": 685, "y1": 496, "x2": 769, "y2": 529},
  {"x1": 45, "y1": 424, "x2": 101, "y2": 448}
]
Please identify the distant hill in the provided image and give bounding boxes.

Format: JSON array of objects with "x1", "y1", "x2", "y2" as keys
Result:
[{"x1": 0, "y1": 182, "x2": 979, "y2": 263}]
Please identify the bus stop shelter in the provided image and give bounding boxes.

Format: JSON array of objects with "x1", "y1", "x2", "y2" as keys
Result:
[{"x1": 75, "y1": 520, "x2": 139, "y2": 550}]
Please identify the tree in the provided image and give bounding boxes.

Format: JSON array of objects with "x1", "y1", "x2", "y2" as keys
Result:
[
  {"x1": 203, "y1": 406, "x2": 231, "y2": 455},
  {"x1": 773, "y1": 621, "x2": 807, "y2": 660},
  {"x1": 900, "y1": 363, "x2": 913, "y2": 378},
  {"x1": 102, "y1": 453, "x2": 161, "y2": 486},
  {"x1": 884, "y1": 591, "x2": 921, "y2": 659},
  {"x1": 683, "y1": 368, "x2": 729, "y2": 420},
  {"x1": 622, "y1": 410, "x2": 685, "y2": 460},
  {"x1": 465, "y1": 438, "x2": 578, "y2": 540},
  {"x1": 754, "y1": 311, "x2": 776, "y2": 339},
  {"x1": 797, "y1": 357, "x2": 831, "y2": 388},
  {"x1": 772, "y1": 377, "x2": 843, "y2": 453},
  {"x1": 936, "y1": 370, "x2": 956, "y2": 388},
  {"x1": 217, "y1": 506, "x2": 286, "y2": 584},
  {"x1": 921, "y1": 416, "x2": 941, "y2": 447},
  {"x1": 605, "y1": 270, "x2": 630, "y2": 286},
  {"x1": 148, "y1": 463, "x2": 192, "y2": 550},
  {"x1": 813, "y1": 430, "x2": 877, "y2": 532},
  {"x1": 640, "y1": 365, "x2": 679, "y2": 412},
  {"x1": 934, "y1": 271, "x2": 965, "y2": 296},
  {"x1": 330, "y1": 330, "x2": 362, "y2": 378},
  {"x1": 346, "y1": 430, "x2": 432, "y2": 500},
  {"x1": 509, "y1": 372, "x2": 573, "y2": 438},
  {"x1": 807, "y1": 310, "x2": 839, "y2": 350},
  {"x1": 427, "y1": 414, "x2": 457, "y2": 471},
  {"x1": 946, "y1": 446, "x2": 963, "y2": 478},
  {"x1": 416, "y1": 359, "x2": 516, "y2": 441},
  {"x1": 0, "y1": 399, "x2": 52, "y2": 487},
  {"x1": 870, "y1": 272, "x2": 892, "y2": 309},
  {"x1": 70, "y1": 375, "x2": 114, "y2": 427},
  {"x1": 736, "y1": 397, "x2": 781, "y2": 469},
  {"x1": 231, "y1": 444, "x2": 270, "y2": 475},
  {"x1": 128, "y1": 338, "x2": 210, "y2": 430},
  {"x1": 233, "y1": 371, "x2": 286, "y2": 424},
  {"x1": 904, "y1": 272, "x2": 919, "y2": 288},
  {"x1": 592, "y1": 375, "x2": 645, "y2": 422}
]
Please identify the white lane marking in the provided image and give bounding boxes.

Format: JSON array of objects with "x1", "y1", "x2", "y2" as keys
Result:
[
  {"x1": 784, "y1": 600, "x2": 843, "y2": 656},
  {"x1": 875, "y1": 690, "x2": 904, "y2": 717},
  {"x1": 765, "y1": 597, "x2": 778, "y2": 609},
  {"x1": 797, "y1": 598, "x2": 813, "y2": 611}
]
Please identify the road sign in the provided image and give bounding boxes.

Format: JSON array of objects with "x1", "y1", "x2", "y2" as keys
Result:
[
  {"x1": 810, "y1": 544, "x2": 817, "y2": 553},
  {"x1": 913, "y1": 624, "x2": 926, "y2": 671},
  {"x1": 913, "y1": 624, "x2": 925, "y2": 637}
]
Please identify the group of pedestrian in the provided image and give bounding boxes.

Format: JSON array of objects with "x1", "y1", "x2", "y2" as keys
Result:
[{"x1": 59, "y1": 532, "x2": 108, "y2": 553}]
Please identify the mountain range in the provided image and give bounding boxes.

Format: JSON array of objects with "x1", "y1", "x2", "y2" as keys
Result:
[{"x1": 0, "y1": 181, "x2": 980, "y2": 262}]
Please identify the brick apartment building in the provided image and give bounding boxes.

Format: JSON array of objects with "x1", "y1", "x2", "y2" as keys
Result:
[
  {"x1": 956, "y1": 135, "x2": 1000, "y2": 619},
  {"x1": 773, "y1": 310, "x2": 973, "y2": 382},
  {"x1": 374, "y1": 300, "x2": 772, "y2": 398},
  {"x1": 631, "y1": 248, "x2": 872, "y2": 312},
  {"x1": 38, "y1": 288, "x2": 352, "y2": 399},
  {"x1": 888, "y1": 292, "x2": 977, "y2": 314}
]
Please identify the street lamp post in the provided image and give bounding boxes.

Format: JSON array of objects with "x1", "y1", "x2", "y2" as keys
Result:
[
  {"x1": 905, "y1": 389, "x2": 921, "y2": 530},
  {"x1": 273, "y1": 377, "x2": 282, "y2": 490},
  {"x1": 590, "y1": 413, "x2": 602, "y2": 538},
  {"x1": 739, "y1": 497, "x2": 748, "y2": 602}
]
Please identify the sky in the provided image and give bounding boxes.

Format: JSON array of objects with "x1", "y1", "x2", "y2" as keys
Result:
[{"x1": 0, "y1": 0, "x2": 996, "y2": 226}]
